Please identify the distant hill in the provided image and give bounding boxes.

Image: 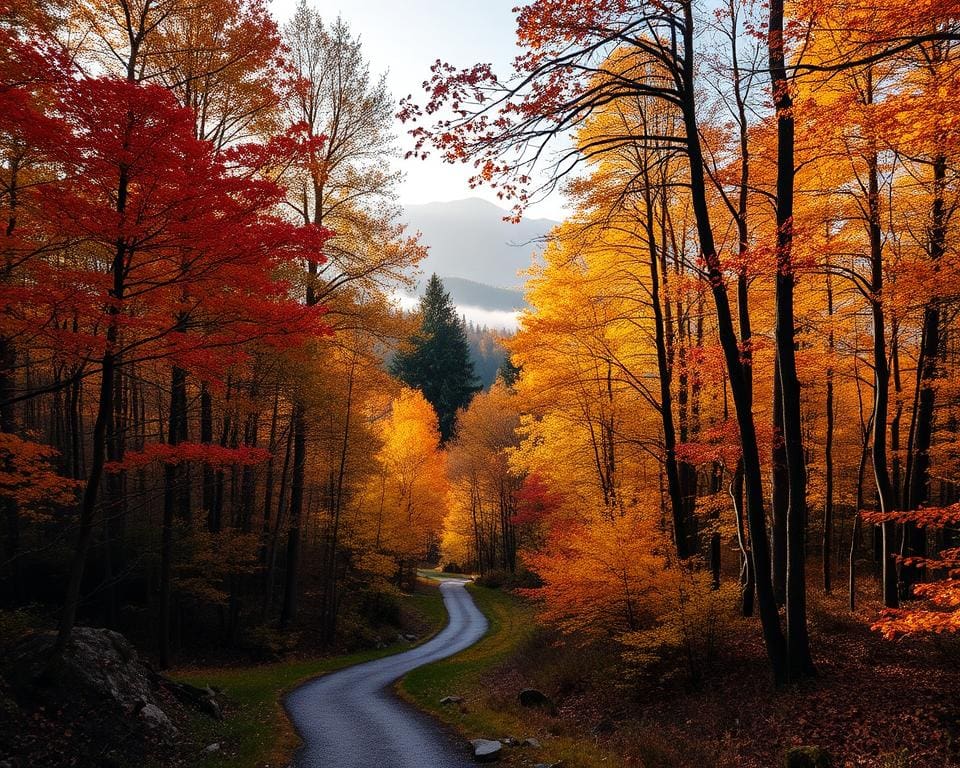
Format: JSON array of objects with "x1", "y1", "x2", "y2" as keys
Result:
[
  {"x1": 417, "y1": 277, "x2": 528, "y2": 313},
  {"x1": 403, "y1": 198, "x2": 558, "y2": 288}
]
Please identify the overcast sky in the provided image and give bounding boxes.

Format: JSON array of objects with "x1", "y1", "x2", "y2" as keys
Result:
[{"x1": 268, "y1": 0, "x2": 570, "y2": 220}]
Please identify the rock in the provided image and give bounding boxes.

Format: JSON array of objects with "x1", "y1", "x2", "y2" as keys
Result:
[
  {"x1": 139, "y1": 702, "x2": 175, "y2": 734},
  {"x1": 521, "y1": 737, "x2": 542, "y2": 748},
  {"x1": 518, "y1": 688, "x2": 551, "y2": 708},
  {"x1": 203, "y1": 742, "x2": 222, "y2": 754},
  {"x1": 785, "y1": 746, "x2": 833, "y2": 768},
  {"x1": 471, "y1": 738, "x2": 502, "y2": 762},
  {"x1": 440, "y1": 695, "x2": 464, "y2": 705},
  {"x1": 500, "y1": 736, "x2": 519, "y2": 746},
  {"x1": 2, "y1": 627, "x2": 184, "y2": 765},
  {"x1": 8, "y1": 628, "x2": 154, "y2": 709},
  {"x1": 403, "y1": 633, "x2": 418, "y2": 642}
]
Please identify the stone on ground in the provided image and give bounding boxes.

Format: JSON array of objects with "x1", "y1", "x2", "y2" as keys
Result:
[{"x1": 471, "y1": 738, "x2": 503, "y2": 761}]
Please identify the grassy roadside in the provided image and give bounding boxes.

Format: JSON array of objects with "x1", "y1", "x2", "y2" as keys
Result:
[
  {"x1": 397, "y1": 584, "x2": 617, "y2": 767},
  {"x1": 172, "y1": 585, "x2": 447, "y2": 768}
]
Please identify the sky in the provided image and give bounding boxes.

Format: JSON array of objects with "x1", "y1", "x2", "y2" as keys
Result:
[{"x1": 268, "y1": 0, "x2": 571, "y2": 221}]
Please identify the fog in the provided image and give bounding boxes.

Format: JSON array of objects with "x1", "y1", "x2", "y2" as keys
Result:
[{"x1": 389, "y1": 293, "x2": 519, "y2": 331}]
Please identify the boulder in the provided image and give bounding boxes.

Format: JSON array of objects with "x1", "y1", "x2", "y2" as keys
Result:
[
  {"x1": 440, "y1": 695, "x2": 464, "y2": 705},
  {"x1": 8, "y1": 627, "x2": 155, "y2": 711},
  {"x1": 8, "y1": 627, "x2": 184, "y2": 738},
  {"x1": 785, "y1": 746, "x2": 833, "y2": 768},
  {"x1": 2, "y1": 626, "x2": 186, "y2": 765},
  {"x1": 471, "y1": 738, "x2": 503, "y2": 762},
  {"x1": 521, "y1": 737, "x2": 542, "y2": 749},
  {"x1": 518, "y1": 688, "x2": 552, "y2": 708}
]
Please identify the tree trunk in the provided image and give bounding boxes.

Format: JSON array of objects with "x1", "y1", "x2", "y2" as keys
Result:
[
  {"x1": 263, "y1": 407, "x2": 295, "y2": 621},
  {"x1": 903, "y1": 153, "x2": 946, "y2": 591},
  {"x1": 823, "y1": 274, "x2": 835, "y2": 594},
  {"x1": 201, "y1": 383, "x2": 216, "y2": 530},
  {"x1": 53, "y1": 163, "x2": 131, "y2": 661},
  {"x1": 159, "y1": 365, "x2": 188, "y2": 668},
  {"x1": 642, "y1": 183, "x2": 690, "y2": 559},
  {"x1": 322, "y1": 357, "x2": 355, "y2": 643},
  {"x1": 771, "y1": 363, "x2": 788, "y2": 606},
  {"x1": 866, "y1": 148, "x2": 899, "y2": 610},
  {"x1": 0, "y1": 333, "x2": 20, "y2": 602},
  {"x1": 680, "y1": 0, "x2": 786, "y2": 684},
  {"x1": 280, "y1": 401, "x2": 306, "y2": 628}
]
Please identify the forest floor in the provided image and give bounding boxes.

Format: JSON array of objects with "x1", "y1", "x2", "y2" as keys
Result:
[
  {"x1": 399, "y1": 578, "x2": 960, "y2": 768},
  {"x1": 173, "y1": 582, "x2": 448, "y2": 768}
]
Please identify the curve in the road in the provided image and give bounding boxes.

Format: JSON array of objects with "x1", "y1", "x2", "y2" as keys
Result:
[{"x1": 284, "y1": 579, "x2": 489, "y2": 768}]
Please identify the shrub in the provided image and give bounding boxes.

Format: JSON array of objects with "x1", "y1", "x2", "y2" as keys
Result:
[{"x1": 475, "y1": 568, "x2": 542, "y2": 590}]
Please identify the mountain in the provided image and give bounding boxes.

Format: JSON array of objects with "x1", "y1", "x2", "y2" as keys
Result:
[
  {"x1": 403, "y1": 197, "x2": 558, "y2": 288},
  {"x1": 423, "y1": 277, "x2": 528, "y2": 313}
]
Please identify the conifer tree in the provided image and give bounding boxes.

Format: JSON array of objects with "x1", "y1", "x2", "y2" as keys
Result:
[{"x1": 391, "y1": 275, "x2": 479, "y2": 441}]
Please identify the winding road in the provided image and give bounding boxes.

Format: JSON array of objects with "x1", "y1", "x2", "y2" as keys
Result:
[{"x1": 284, "y1": 579, "x2": 488, "y2": 768}]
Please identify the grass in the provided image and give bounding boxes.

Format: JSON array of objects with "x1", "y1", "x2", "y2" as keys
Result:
[
  {"x1": 397, "y1": 583, "x2": 618, "y2": 767},
  {"x1": 174, "y1": 575, "x2": 616, "y2": 767},
  {"x1": 173, "y1": 583, "x2": 447, "y2": 768}
]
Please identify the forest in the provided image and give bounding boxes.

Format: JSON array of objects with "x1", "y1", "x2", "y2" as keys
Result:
[{"x1": 1, "y1": 0, "x2": 959, "y2": 767}]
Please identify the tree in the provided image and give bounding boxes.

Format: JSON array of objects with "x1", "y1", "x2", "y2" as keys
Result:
[
  {"x1": 390, "y1": 275, "x2": 479, "y2": 442},
  {"x1": 277, "y1": 4, "x2": 423, "y2": 628},
  {"x1": 401, "y1": 0, "x2": 793, "y2": 682},
  {"x1": 0, "y1": 68, "x2": 327, "y2": 661},
  {"x1": 446, "y1": 380, "x2": 521, "y2": 573},
  {"x1": 362, "y1": 387, "x2": 447, "y2": 588},
  {"x1": 863, "y1": 506, "x2": 960, "y2": 637}
]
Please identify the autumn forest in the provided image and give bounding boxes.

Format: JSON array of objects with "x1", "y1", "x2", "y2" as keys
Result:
[{"x1": 1, "y1": 0, "x2": 959, "y2": 767}]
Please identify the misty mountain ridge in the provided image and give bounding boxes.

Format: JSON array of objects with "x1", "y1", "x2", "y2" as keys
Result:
[
  {"x1": 411, "y1": 276, "x2": 528, "y2": 313},
  {"x1": 403, "y1": 197, "x2": 557, "y2": 289}
]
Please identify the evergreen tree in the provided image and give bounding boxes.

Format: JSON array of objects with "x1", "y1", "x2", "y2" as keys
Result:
[
  {"x1": 391, "y1": 275, "x2": 480, "y2": 441},
  {"x1": 497, "y1": 354, "x2": 521, "y2": 387}
]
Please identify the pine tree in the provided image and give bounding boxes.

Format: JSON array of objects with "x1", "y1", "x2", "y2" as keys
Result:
[
  {"x1": 391, "y1": 275, "x2": 479, "y2": 441},
  {"x1": 497, "y1": 355, "x2": 521, "y2": 388}
]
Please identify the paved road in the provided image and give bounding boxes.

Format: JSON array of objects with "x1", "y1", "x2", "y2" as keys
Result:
[{"x1": 285, "y1": 579, "x2": 488, "y2": 768}]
